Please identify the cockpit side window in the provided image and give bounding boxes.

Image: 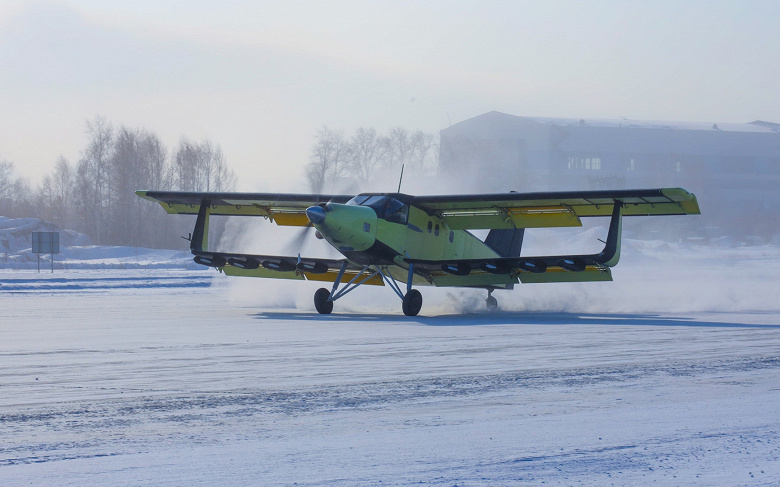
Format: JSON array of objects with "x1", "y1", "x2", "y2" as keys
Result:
[
  {"x1": 384, "y1": 198, "x2": 408, "y2": 224},
  {"x1": 346, "y1": 195, "x2": 371, "y2": 206},
  {"x1": 349, "y1": 195, "x2": 408, "y2": 223}
]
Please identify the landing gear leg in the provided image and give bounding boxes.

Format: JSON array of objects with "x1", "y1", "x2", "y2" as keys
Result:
[
  {"x1": 486, "y1": 289, "x2": 498, "y2": 311},
  {"x1": 313, "y1": 260, "x2": 348, "y2": 314}
]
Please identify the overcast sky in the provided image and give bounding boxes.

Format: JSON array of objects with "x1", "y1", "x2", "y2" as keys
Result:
[{"x1": 2, "y1": 0, "x2": 778, "y2": 191}]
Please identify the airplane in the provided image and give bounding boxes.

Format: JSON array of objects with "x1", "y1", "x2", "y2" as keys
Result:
[{"x1": 136, "y1": 187, "x2": 700, "y2": 316}]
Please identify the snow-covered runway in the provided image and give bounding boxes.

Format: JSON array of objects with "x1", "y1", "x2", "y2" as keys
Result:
[{"x1": 2, "y1": 269, "x2": 779, "y2": 486}]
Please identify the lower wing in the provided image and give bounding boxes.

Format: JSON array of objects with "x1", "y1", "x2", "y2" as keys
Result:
[
  {"x1": 406, "y1": 253, "x2": 612, "y2": 286},
  {"x1": 193, "y1": 251, "x2": 384, "y2": 286}
]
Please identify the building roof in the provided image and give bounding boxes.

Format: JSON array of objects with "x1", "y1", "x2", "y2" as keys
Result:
[
  {"x1": 525, "y1": 116, "x2": 779, "y2": 133},
  {"x1": 444, "y1": 111, "x2": 780, "y2": 135}
]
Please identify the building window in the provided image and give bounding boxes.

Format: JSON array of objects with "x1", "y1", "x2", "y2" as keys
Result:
[{"x1": 567, "y1": 156, "x2": 601, "y2": 170}]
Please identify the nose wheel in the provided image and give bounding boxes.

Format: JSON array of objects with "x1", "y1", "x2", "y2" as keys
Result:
[
  {"x1": 486, "y1": 289, "x2": 498, "y2": 311},
  {"x1": 314, "y1": 288, "x2": 333, "y2": 314}
]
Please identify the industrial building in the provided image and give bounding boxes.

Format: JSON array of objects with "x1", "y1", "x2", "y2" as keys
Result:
[{"x1": 439, "y1": 111, "x2": 780, "y2": 238}]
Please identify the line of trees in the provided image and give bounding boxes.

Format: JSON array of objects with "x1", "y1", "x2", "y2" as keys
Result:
[
  {"x1": 1, "y1": 120, "x2": 441, "y2": 250},
  {"x1": 306, "y1": 126, "x2": 439, "y2": 192},
  {"x1": 1, "y1": 116, "x2": 236, "y2": 248}
]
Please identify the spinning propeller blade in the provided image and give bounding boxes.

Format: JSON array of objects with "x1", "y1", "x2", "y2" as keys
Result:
[{"x1": 283, "y1": 224, "x2": 313, "y2": 254}]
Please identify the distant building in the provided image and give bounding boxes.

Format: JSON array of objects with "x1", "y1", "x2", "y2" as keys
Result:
[{"x1": 439, "y1": 111, "x2": 780, "y2": 237}]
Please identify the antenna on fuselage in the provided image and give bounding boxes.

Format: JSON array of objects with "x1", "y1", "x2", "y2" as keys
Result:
[{"x1": 397, "y1": 164, "x2": 405, "y2": 193}]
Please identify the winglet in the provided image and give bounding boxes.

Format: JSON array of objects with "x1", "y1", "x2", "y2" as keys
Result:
[
  {"x1": 191, "y1": 200, "x2": 211, "y2": 253},
  {"x1": 597, "y1": 201, "x2": 623, "y2": 267}
]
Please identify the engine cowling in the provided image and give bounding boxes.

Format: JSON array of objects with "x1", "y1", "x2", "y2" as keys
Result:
[
  {"x1": 441, "y1": 262, "x2": 471, "y2": 276},
  {"x1": 518, "y1": 260, "x2": 547, "y2": 273},
  {"x1": 227, "y1": 257, "x2": 260, "y2": 270},
  {"x1": 194, "y1": 254, "x2": 226, "y2": 267},
  {"x1": 557, "y1": 258, "x2": 586, "y2": 272},
  {"x1": 261, "y1": 259, "x2": 296, "y2": 272}
]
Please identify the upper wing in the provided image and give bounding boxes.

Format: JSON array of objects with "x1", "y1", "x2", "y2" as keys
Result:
[
  {"x1": 411, "y1": 187, "x2": 700, "y2": 230},
  {"x1": 136, "y1": 190, "x2": 353, "y2": 227}
]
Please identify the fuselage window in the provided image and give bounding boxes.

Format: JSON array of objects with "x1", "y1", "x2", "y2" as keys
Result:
[
  {"x1": 427, "y1": 221, "x2": 432, "y2": 233},
  {"x1": 449, "y1": 231, "x2": 454, "y2": 243},
  {"x1": 363, "y1": 222, "x2": 370, "y2": 232},
  {"x1": 434, "y1": 224, "x2": 440, "y2": 236}
]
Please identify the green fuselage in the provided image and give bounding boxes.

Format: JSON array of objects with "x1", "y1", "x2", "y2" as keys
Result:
[{"x1": 309, "y1": 195, "x2": 506, "y2": 286}]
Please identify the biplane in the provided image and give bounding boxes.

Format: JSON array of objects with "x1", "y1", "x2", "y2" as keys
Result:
[{"x1": 136, "y1": 188, "x2": 700, "y2": 316}]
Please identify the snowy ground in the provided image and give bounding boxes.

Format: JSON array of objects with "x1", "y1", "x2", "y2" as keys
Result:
[{"x1": 1, "y1": 244, "x2": 780, "y2": 486}]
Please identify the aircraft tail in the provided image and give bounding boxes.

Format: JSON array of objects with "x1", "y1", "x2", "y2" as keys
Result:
[{"x1": 484, "y1": 228, "x2": 524, "y2": 257}]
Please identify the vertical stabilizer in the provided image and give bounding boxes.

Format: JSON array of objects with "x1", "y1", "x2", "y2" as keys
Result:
[{"x1": 484, "y1": 228, "x2": 525, "y2": 257}]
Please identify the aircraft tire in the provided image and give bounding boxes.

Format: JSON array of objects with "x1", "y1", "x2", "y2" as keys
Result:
[
  {"x1": 314, "y1": 288, "x2": 333, "y2": 314},
  {"x1": 402, "y1": 289, "x2": 423, "y2": 316},
  {"x1": 486, "y1": 295, "x2": 498, "y2": 311}
]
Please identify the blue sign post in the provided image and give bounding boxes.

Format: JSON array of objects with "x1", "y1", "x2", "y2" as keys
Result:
[{"x1": 32, "y1": 232, "x2": 59, "y2": 273}]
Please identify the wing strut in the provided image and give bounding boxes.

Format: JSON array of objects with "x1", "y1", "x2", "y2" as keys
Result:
[
  {"x1": 597, "y1": 201, "x2": 623, "y2": 267},
  {"x1": 190, "y1": 199, "x2": 226, "y2": 267},
  {"x1": 327, "y1": 263, "x2": 390, "y2": 302},
  {"x1": 191, "y1": 199, "x2": 211, "y2": 253}
]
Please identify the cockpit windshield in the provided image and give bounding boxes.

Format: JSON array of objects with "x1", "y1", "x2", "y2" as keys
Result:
[{"x1": 346, "y1": 195, "x2": 409, "y2": 224}]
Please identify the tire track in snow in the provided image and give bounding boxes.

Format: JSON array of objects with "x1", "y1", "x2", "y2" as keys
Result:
[{"x1": 1, "y1": 355, "x2": 778, "y2": 467}]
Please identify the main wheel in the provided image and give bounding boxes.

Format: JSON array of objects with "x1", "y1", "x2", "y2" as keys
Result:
[
  {"x1": 402, "y1": 289, "x2": 423, "y2": 316},
  {"x1": 314, "y1": 288, "x2": 333, "y2": 314},
  {"x1": 486, "y1": 295, "x2": 498, "y2": 311}
]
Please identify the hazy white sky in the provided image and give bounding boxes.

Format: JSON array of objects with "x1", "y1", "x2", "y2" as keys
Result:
[{"x1": 1, "y1": 0, "x2": 778, "y2": 191}]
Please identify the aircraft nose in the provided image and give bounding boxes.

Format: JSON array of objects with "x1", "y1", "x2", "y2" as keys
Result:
[{"x1": 305, "y1": 205, "x2": 327, "y2": 224}]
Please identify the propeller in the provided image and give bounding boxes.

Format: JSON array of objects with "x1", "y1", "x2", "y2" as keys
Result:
[
  {"x1": 282, "y1": 223, "x2": 314, "y2": 254},
  {"x1": 281, "y1": 199, "x2": 335, "y2": 254}
]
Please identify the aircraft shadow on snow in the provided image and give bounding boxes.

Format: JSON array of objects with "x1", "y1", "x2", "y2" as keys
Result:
[{"x1": 250, "y1": 310, "x2": 780, "y2": 329}]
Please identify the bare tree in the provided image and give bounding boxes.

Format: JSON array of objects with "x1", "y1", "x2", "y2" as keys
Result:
[
  {"x1": 138, "y1": 131, "x2": 170, "y2": 191},
  {"x1": 0, "y1": 160, "x2": 14, "y2": 214},
  {"x1": 51, "y1": 156, "x2": 74, "y2": 228},
  {"x1": 348, "y1": 127, "x2": 389, "y2": 183},
  {"x1": 75, "y1": 116, "x2": 114, "y2": 242},
  {"x1": 410, "y1": 130, "x2": 436, "y2": 173},
  {"x1": 205, "y1": 143, "x2": 236, "y2": 192},
  {"x1": 174, "y1": 138, "x2": 236, "y2": 192},
  {"x1": 387, "y1": 127, "x2": 415, "y2": 170},
  {"x1": 305, "y1": 127, "x2": 350, "y2": 192},
  {"x1": 36, "y1": 175, "x2": 56, "y2": 222},
  {"x1": 10, "y1": 178, "x2": 35, "y2": 218},
  {"x1": 109, "y1": 126, "x2": 145, "y2": 244}
]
